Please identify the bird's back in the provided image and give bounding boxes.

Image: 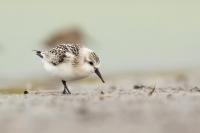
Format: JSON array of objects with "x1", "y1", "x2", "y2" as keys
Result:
[{"x1": 44, "y1": 43, "x2": 80, "y2": 66}]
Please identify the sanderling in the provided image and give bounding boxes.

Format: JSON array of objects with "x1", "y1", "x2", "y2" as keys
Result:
[{"x1": 34, "y1": 43, "x2": 105, "y2": 94}]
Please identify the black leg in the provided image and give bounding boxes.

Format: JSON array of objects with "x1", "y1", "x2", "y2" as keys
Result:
[{"x1": 61, "y1": 80, "x2": 71, "y2": 95}]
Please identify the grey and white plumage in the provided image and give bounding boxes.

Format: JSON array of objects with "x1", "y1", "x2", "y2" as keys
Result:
[
  {"x1": 34, "y1": 43, "x2": 104, "y2": 94},
  {"x1": 44, "y1": 44, "x2": 80, "y2": 65}
]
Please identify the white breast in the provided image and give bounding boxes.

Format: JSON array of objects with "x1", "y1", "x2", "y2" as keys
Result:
[{"x1": 42, "y1": 60, "x2": 91, "y2": 81}]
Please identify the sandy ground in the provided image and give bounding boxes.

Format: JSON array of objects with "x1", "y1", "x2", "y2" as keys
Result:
[{"x1": 1, "y1": 72, "x2": 200, "y2": 133}]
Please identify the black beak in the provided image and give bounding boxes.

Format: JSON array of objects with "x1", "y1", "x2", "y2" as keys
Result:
[{"x1": 95, "y1": 68, "x2": 105, "y2": 83}]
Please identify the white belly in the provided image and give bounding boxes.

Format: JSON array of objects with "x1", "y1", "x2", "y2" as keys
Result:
[{"x1": 42, "y1": 61, "x2": 90, "y2": 81}]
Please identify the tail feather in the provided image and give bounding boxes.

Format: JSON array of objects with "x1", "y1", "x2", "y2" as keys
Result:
[{"x1": 33, "y1": 50, "x2": 43, "y2": 58}]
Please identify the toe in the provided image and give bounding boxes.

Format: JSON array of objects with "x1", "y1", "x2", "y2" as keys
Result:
[{"x1": 62, "y1": 91, "x2": 67, "y2": 94}]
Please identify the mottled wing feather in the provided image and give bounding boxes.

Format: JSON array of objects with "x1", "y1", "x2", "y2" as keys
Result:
[{"x1": 44, "y1": 44, "x2": 80, "y2": 65}]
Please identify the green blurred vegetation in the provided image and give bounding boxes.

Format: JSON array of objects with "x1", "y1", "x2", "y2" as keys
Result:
[{"x1": 0, "y1": 87, "x2": 26, "y2": 94}]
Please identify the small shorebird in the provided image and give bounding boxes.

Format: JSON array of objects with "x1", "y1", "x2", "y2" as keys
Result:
[{"x1": 34, "y1": 43, "x2": 105, "y2": 94}]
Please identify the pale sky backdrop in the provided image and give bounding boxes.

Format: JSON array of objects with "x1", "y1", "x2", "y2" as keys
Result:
[{"x1": 0, "y1": 0, "x2": 200, "y2": 79}]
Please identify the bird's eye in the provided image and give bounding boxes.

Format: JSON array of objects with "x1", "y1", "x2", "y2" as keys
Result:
[{"x1": 89, "y1": 62, "x2": 94, "y2": 65}]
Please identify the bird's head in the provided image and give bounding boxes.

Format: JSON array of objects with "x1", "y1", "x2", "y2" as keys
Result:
[{"x1": 81, "y1": 48, "x2": 105, "y2": 83}]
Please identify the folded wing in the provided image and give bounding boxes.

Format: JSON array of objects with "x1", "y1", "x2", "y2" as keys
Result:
[{"x1": 44, "y1": 43, "x2": 80, "y2": 66}]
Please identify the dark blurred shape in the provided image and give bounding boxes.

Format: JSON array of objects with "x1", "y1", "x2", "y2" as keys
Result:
[
  {"x1": 100, "y1": 91, "x2": 104, "y2": 95},
  {"x1": 24, "y1": 90, "x2": 29, "y2": 94},
  {"x1": 148, "y1": 86, "x2": 156, "y2": 96},
  {"x1": 44, "y1": 28, "x2": 84, "y2": 48},
  {"x1": 133, "y1": 84, "x2": 145, "y2": 89},
  {"x1": 190, "y1": 86, "x2": 200, "y2": 92}
]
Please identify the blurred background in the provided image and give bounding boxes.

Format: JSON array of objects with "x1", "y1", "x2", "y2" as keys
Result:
[{"x1": 0, "y1": 0, "x2": 200, "y2": 87}]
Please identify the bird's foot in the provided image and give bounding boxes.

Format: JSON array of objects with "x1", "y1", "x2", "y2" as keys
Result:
[
  {"x1": 62, "y1": 90, "x2": 67, "y2": 94},
  {"x1": 62, "y1": 89, "x2": 71, "y2": 95}
]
